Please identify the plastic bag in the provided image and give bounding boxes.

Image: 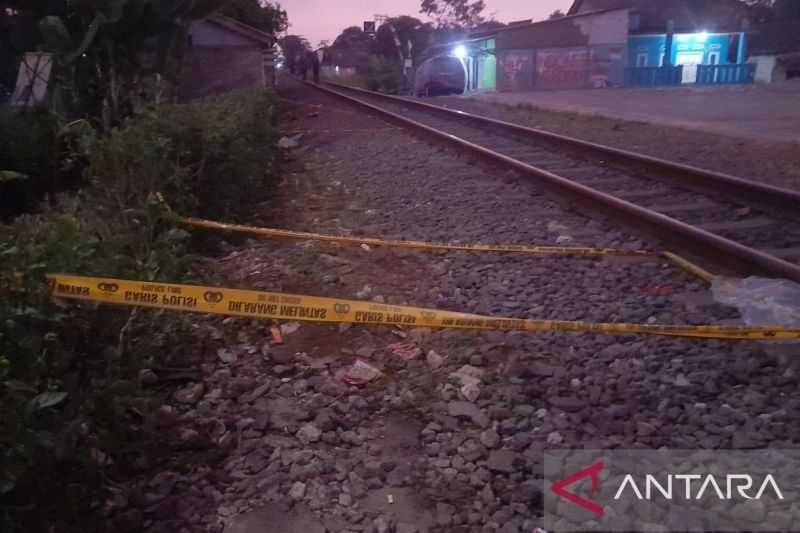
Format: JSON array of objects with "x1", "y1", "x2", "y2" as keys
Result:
[
  {"x1": 712, "y1": 276, "x2": 800, "y2": 342},
  {"x1": 341, "y1": 359, "x2": 383, "y2": 385}
]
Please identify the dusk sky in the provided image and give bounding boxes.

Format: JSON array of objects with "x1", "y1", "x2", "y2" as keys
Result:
[{"x1": 280, "y1": 0, "x2": 575, "y2": 47}]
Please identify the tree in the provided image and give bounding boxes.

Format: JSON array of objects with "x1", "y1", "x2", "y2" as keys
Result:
[
  {"x1": 328, "y1": 26, "x2": 373, "y2": 71},
  {"x1": 773, "y1": 0, "x2": 800, "y2": 18},
  {"x1": 332, "y1": 26, "x2": 374, "y2": 50},
  {"x1": 374, "y1": 16, "x2": 432, "y2": 66},
  {"x1": 744, "y1": 0, "x2": 777, "y2": 21},
  {"x1": 742, "y1": 0, "x2": 800, "y2": 21},
  {"x1": 279, "y1": 34, "x2": 310, "y2": 74},
  {"x1": 549, "y1": 9, "x2": 566, "y2": 19},
  {"x1": 1, "y1": 0, "x2": 227, "y2": 125},
  {"x1": 419, "y1": 0, "x2": 486, "y2": 27},
  {"x1": 220, "y1": 0, "x2": 288, "y2": 34}
]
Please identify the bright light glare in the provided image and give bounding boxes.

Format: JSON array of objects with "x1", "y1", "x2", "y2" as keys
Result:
[
  {"x1": 453, "y1": 45, "x2": 467, "y2": 59},
  {"x1": 697, "y1": 31, "x2": 709, "y2": 42}
]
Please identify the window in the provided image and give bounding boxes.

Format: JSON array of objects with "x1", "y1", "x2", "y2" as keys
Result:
[{"x1": 636, "y1": 53, "x2": 648, "y2": 67}]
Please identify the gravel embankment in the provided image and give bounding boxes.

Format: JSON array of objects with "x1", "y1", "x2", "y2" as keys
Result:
[{"x1": 142, "y1": 78, "x2": 799, "y2": 533}]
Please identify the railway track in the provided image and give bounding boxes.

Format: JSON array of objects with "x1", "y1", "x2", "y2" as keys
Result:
[{"x1": 308, "y1": 81, "x2": 800, "y2": 283}]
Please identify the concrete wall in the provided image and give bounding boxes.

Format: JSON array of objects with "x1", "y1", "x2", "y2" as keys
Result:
[
  {"x1": 535, "y1": 47, "x2": 590, "y2": 89},
  {"x1": 576, "y1": 9, "x2": 630, "y2": 46},
  {"x1": 497, "y1": 49, "x2": 535, "y2": 92},
  {"x1": 495, "y1": 10, "x2": 628, "y2": 91},
  {"x1": 497, "y1": 10, "x2": 628, "y2": 50},
  {"x1": 532, "y1": 45, "x2": 626, "y2": 89},
  {"x1": 180, "y1": 46, "x2": 264, "y2": 100},
  {"x1": 181, "y1": 20, "x2": 275, "y2": 100}
]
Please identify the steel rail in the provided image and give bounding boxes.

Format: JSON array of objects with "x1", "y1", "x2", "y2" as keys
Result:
[
  {"x1": 306, "y1": 81, "x2": 800, "y2": 282},
  {"x1": 320, "y1": 81, "x2": 800, "y2": 217}
]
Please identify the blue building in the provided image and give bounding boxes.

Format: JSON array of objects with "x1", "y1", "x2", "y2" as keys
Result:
[
  {"x1": 569, "y1": 0, "x2": 755, "y2": 86},
  {"x1": 628, "y1": 31, "x2": 747, "y2": 83}
]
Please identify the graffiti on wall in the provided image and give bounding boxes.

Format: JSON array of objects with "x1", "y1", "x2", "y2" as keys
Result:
[
  {"x1": 498, "y1": 50, "x2": 534, "y2": 91},
  {"x1": 534, "y1": 46, "x2": 625, "y2": 89},
  {"x1": 536, "y1": 48, "x2": 590, "y2": 88}
]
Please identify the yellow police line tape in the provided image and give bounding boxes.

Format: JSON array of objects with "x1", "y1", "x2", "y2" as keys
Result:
[
  {"x1": 176, "y1": 216, "x2": 715, "y2": 283},
  {"x1": 48, "y1": 274, "x2": 800, "y2": 341}
]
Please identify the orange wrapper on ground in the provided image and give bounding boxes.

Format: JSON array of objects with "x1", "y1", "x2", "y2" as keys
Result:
[{"x1": 270, "y1": 326, "x2": 284, "y2": 345}]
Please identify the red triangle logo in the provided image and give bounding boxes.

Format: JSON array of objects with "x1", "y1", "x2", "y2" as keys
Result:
[{"x1": 551, "y1": 461, "x2": 605, "y2": 517}]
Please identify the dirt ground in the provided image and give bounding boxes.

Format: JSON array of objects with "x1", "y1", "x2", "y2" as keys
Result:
[
  {"x1": 459, "y1": 82, "x2": 800, "y2": 143},
  {"x1": 434, "y1": 84, "x2": 800, "y2": 193},
  {"x1": 138, "y1": 77, "x2": 800, "y2": 533}
]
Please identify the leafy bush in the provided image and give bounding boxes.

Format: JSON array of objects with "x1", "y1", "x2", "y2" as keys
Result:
[
  {"x1": 0, "y1": 111, "x2": 97, "y2": 220},
  {"x1": 0, "y1": 109, "x2": 57, "y2": 180},
  {"x1": 90, "y1": 89, "x2": 276, "y2": 221},
  {"x1": 367, "y1": 55, "x2": 406, "y2": 94},
  {"x1": 0, "y1": 199, "x2": 193, "y2": 533},
  {"x1": 0, "y1": 88, "x2": 277, "y2": 532},
  {"x1": 0, "y1": 110, "x2": 57, "y2": 219}
]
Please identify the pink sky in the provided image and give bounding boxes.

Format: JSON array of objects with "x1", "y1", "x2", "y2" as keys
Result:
[{"x1": 280, "y1": 0, "x2": 575, "y2": 47}]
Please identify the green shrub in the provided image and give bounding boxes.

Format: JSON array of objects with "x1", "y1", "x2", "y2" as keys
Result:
[
  {"x1": 0, "y1": 110, "x2": 97, "y2": 220},
  {"x1": 0, "y1": 197, "x2": 193, "y2": 532},
  {"x1": 0, "y1": 110, "x2": 57, "y2": 218},
  {"x1": 90, "y1": 88, "x2": 276, "y2": 221},
  {"x1": 0, "y1": 109, "x2": 57, "y2": 179},
  {"x1": 0, "y1": 88, "x2": 278, "y2": 532}
]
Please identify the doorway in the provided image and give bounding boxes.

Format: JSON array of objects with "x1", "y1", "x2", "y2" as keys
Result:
[{"x1": 676, "y1": 52, "x2": 704, "y2": 83}]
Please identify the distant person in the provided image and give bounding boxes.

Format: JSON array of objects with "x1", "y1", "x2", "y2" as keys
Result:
[
  {"x1": 298, "y1": 53, "x2": 308, "y2": 81},
  {"x1": 310, "y1": 51, "x2": 320, "y2": 83}
]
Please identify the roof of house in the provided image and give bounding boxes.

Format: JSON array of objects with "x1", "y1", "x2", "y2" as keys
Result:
[
  {"x1": 494, "y1": 7, "x2": 630, "y2": 49},
  {"x1": 205, "y1": 14, "x2": 274, "y2": 45},
  {"x1": 429, "y1": 7, "x2": 629, "y2": 54},
  {"x1": 568, "y1": 0, "x2": 750, "y2": 33},
  {"x1": 749, "y1": 20, "x2": 800, "y2": 56},
  {"x1": 504, "y1": 6, "x2": 629, "y2": 30},
  {"x1": 568, "y1": 0, "x2": 629, "y2": 15}
]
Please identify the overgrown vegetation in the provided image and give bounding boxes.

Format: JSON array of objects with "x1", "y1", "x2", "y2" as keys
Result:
[
  {"x1": 366, "y1": 55, "x2": 406, "y2": 94},
  {"x1": 0, "y1": 88, "x2": 277, "y2": 532},
  {"x1": 0, "y1": 1, "x2": 280, "y2": 531}
]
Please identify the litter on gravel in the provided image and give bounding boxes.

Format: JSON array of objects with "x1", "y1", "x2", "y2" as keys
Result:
[
  {"x1": 341, "y1": 359, "x2": 383, "y2": 386},
  {"x1": 387, "y1": 343, "x2": 422, "y2": 361}
]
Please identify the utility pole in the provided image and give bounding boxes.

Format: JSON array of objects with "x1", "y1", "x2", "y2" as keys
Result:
[{"x1": 663, "y1": 19, "x2": 674, "y2": 67}]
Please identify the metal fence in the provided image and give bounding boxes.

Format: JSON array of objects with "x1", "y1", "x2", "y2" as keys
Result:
[
  {"x1": 696, "y1": 63, "x2": 756, "y2": 85},
  {"x1": 625, "y1": 63, "x2": 755, "y2": 87},
  {"x1": 624, "y1": 65, "x2": 683, "y2": 87}
]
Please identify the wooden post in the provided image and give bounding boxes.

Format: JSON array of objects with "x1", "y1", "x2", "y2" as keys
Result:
[{"x1": 663, "y1": 19, "x2": 674, "y2": 67}]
